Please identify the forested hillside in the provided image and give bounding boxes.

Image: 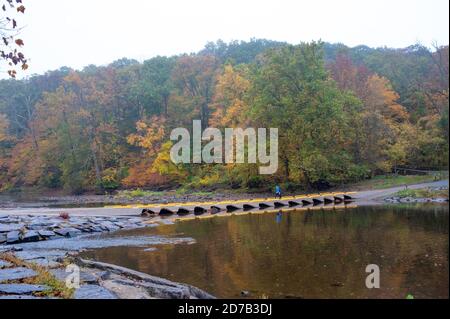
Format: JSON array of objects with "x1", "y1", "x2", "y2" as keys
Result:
[{"x1": 0, "y1": 39, "x2": 448, "y2": 194}]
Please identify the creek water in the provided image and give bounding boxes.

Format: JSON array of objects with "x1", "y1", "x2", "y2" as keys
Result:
[{"x1": 81, "y1": 204, "x2": 449, "y2": 299}]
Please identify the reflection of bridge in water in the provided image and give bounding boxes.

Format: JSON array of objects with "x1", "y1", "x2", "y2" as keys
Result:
[{"x1": 139, "y1": 192, "x2": 356, "y2": 217}]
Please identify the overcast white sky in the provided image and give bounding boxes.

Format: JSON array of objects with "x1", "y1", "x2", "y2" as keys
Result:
[{"x1": 7, "y1": 0, "x2": 450, "y2": 78}]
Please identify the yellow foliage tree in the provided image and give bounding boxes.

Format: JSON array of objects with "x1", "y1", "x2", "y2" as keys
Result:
[
  {"x1": 365, "y1": 74, "x2": 409, "y2": 123},
  {"x1": 209, "y1": 65, "x2": 250, "y2": 127},
  {"x1": 127, "y1": 116, "x2": 166, "y2": 157},
  {"x1": 151, "y1": 141, "x2": 188, "y2": 182},
  {"x1": 359, "y1": 74, "x2": 414, "y2": 173}
]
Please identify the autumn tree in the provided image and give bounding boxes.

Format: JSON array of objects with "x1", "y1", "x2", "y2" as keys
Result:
[
  {"x1": 171, "y1": 55, "x2": 219, "y2": 130},
  {"x1": 328, "y1": 53, "x2": 371, "y2": 100},
  {"x1": 126, "y1": 116, "x2": 166, "y2": 157},
  {"x1": 249, "y1": 42, "x2": 365, "y2": 188},
  {"x1": 0, "y1": 39, "x2": 447, "y2": 192},
  {"x1": 329, "y1": 53, "x2": 447, "y2": 173},
  {"x1": 209, "y1": 64, "x2": 251, "y2": 127}
]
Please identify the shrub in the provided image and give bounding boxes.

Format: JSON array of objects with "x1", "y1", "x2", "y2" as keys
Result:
[
  {"x1": 246, "y1": 176, "x2": 263, "y2": 189},
  {"x1": 99, "y1": 168, "x2": 120, "y2": 191},
  {"x1": 59, "y1": 212, "x2": 70, "y2": 220}
]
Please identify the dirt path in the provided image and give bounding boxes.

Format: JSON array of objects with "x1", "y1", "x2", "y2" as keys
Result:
[
  {"x1": 0, "y1": 180, "x2": 447, "y2": 217},
  {"x1": 354, "y1": 179, "x2": 448, "y2": 203}
]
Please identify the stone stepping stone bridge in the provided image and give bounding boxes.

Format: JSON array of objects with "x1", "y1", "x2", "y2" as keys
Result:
[{"x1": 140, "y1": 192, "x2": 356, "y2": 217}]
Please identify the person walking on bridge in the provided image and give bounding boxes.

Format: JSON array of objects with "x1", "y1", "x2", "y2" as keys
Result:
[{"x1": 275, "y1": 185, "x2": 282, "y2": 199}]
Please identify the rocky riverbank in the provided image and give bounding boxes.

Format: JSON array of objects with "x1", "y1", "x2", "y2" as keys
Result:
[
  {"x1": 0, "y1": 214, "x2": 158, "y2": 245},
  {"x1": 384, "y1": 197, "x2": 448, "y2": 204},
  {"x1": 0, "y1": 213, "x2": 214, "y2": 299},
  {"x1": 384, "y1": 186, "x2": 449, "y2": 204},
  {"x1": 0, "y1": 250, "x2": 214, "y2": 299}
]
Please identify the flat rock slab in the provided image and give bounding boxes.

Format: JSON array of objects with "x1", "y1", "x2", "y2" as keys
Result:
[
  {"x1": 54, "y1": 228, "x2": 82, "y2": 237},
  {"x1": 14, "y1": 250, "x2": 66, "y2": 261},
  {"x1": 29, "y1": 219, "x2": 58, "y2": 227},
  {"x1": 99, "y1": 222, "x2": 120, "y2": 231},
  {"x1": 0, "y1": 283, "x2": 48, "y2": 294},
  {"x1": 0, "y1": 267, "x2": 37, "y2": 282},
  {"x1": 77, "y1": 258, "x2": 215, "y2": 299},
  {"x1": 0, "y1": 295, "x2": 45, "y2": 299},
  {"x1": 102, "y1": 279, "x2": 151, "y2": 299},
  {"x1": 0, "y1": 260, "x2": 12, "y2": 269},
  {"x1": 74, "y1": 284, "x2": 117, "y2": 299},
  {"x1": 38, "y1": 230, "x2": 56, "y2": 237},
  {"x1": 0, "y1": 224, "x2": 24, "y2": 233},
  {"x1": 6, "y1": 231, "x2": 20, "y2": 244},
  {"x1": 22, "y1": 230, "x2": 40, "y2": 243}
]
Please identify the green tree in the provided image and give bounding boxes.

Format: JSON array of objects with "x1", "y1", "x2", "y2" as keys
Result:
[{"x1": 248, "y1": 42, "x2": 365, "y2": 187}]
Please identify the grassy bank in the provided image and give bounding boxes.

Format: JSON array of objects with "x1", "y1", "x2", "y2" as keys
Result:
[
  {"x1": 346, "y1": 173, "x2": 448, "y2": 191},
  {"x1": 393, "y1": 188, "x2": 449, "y2": 199}
]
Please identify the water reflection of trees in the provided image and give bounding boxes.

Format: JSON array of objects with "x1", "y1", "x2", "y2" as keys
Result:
[{"x1": 83, "y1": 205, "x2": 449, "y2": 299}]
